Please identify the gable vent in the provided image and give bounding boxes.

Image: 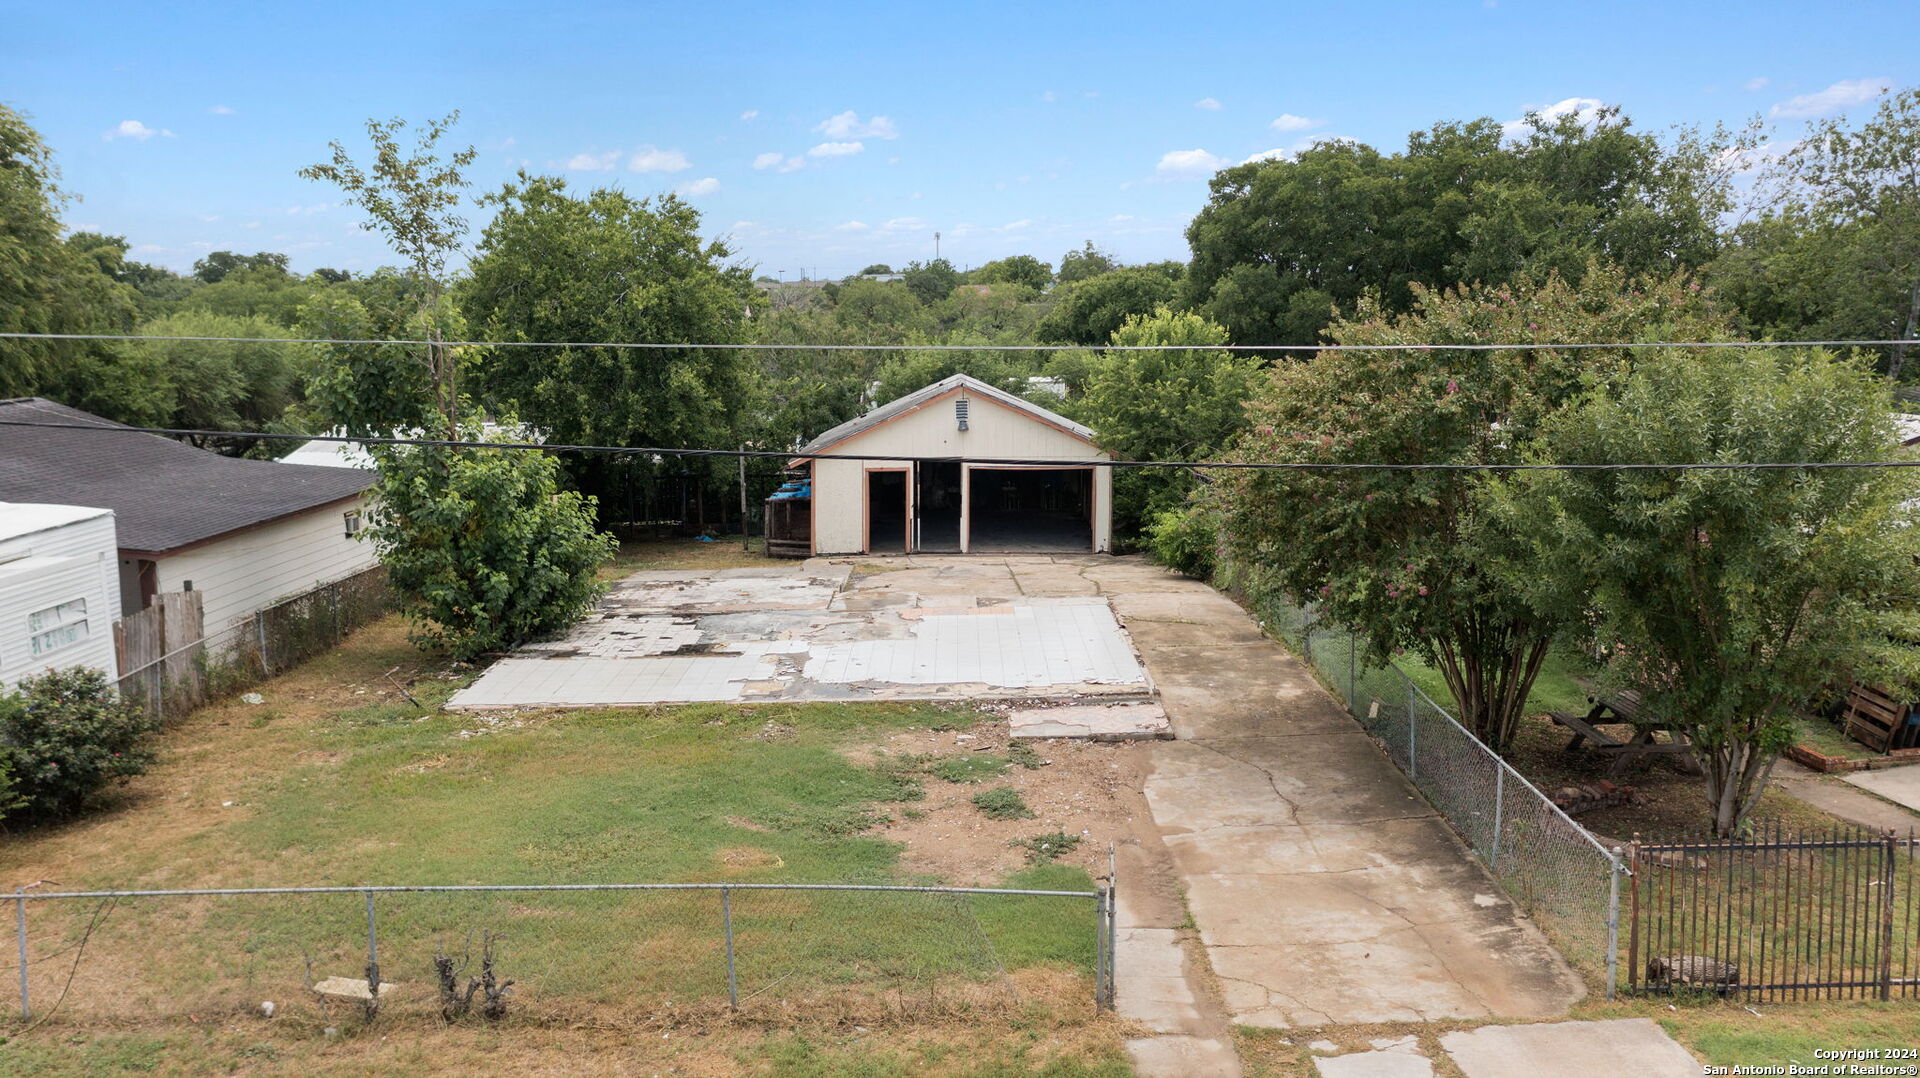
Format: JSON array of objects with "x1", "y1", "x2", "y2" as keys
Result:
[{"x1": 955, "y1": 397, "x2": 970, "y2": 431}]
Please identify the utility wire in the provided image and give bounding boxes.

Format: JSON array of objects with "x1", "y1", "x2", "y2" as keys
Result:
[
  {"x1": 1, "y1": 331, "x2": 1915, "y2": 353},
  {"x1": 2, "y1": 417, "x2": 1917, "y2": 473}
]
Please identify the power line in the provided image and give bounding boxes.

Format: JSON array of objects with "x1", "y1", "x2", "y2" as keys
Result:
[
  {"x1": 1, "y1": 331, "x2": 1915, "y2": 353},
  {"x1": 3, "y1": 417, "x2": 1917, "y2": 473}
]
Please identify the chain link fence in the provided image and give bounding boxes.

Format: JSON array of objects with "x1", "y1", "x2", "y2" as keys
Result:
[
  {"x1": 5, "y1": 878, "x2": 1113, "y2": 1030},
  {"x1": 1218, "y1": 560, "x2": 1629, "y2": 994},
  {"x1": 115, "y1": 567, "x2": 390, "y2": 723}
]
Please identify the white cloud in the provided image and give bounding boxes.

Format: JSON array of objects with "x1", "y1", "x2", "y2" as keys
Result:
[
  {"x1": 1772, "y1": 77, "x2": 1892, "y2": 118},
  {"x1": 104, "y1": 119, "x2": 172, "y2": 141},
  {"x1": 777, "y1": 156, "x2": 806, "y2": 173},
  {"x1": 567, "y1": 150, "x2": 622, "y2": 172},
  {"x1": 1156, "y1": 148, "x2": 1229, "y2": 177},
  {"x1": 881, "y1": 216, "x2": 928, "y2": 232},
  {"x1": 1744, "y1": 76, "x2": 1770, "y2": 92},
  {"x1": 1242, "y1": 148, "x2": 1291, "y2": 165},
  {"x1": 198, "y1": 214, "x2": 220, "y2": 223},
  {"x1": 1501, "y1": 96, "x2": 1605, "y2": 140},
  {"x1": 628, "y1": 145, "x2": 692, "y2": 173},
  {"x1": 285, "y1": 203, "x2": 332, "y2": 215},
  {"x1": 740, "y1": 109, "x2": 759, "y2": 121},
  {"x1": 208, "y1": 105, "x2": 235, "y2": 115},
  {"x1": 834, "y1": 220, "x2": 869, "y2": 231},
  {"x1": 1109, "y1": 214, "x2": 1135, "y2": 222},
  {"x1": 807, "y1": 140, "x2": 864, "y2": 158},
  {"x1": 751, "y1": 151, "x2": 786, "y2": 170},
  {"x1": 1269, "y1": 113, "x2": 1320, "y2": 132},
  {"x1": 243, "y1": 221, "x2": 261, "y2": 229},
  {"x1": 134, "y1": 243, "x2": 164, "y2": 253},
  {"x1": 1041, "y1": 90, "x2": 1058, "y2": 103},
  {"x1": 994, "y1": 219, "x2": 1034, "y2": 232},
  {"x1": 1195, "y1": 97, "x2": 1222, "y2": 111},
  {"x1": 677, "y1": 177, "x2": 720, "y2": 197},
  {"x1": 816, "y1": 111, "x2": 898, "y2": 140}
]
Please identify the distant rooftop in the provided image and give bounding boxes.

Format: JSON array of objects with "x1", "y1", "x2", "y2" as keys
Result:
[
  {"x1": 797, "y1": 373, "x2": 1097, "y2": 456},
  {"x1": 0, "y1": 398, "x2": 374, "y2": 556}
]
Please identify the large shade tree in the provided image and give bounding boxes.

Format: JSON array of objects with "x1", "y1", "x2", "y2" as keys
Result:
[
  {"x1": 1186, "y1": 110, "x2": 1733, "y2": 345},
  {"x1": 1214, "y1": 264, "x2": 1737, "y2": 751},
  {"x1": 1487, "y1": 347, "x2": 1920, "y2": 835}
]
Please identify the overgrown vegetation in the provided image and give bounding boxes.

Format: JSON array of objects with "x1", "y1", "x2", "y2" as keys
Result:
[
  {"x1": 0, "y1": 667, "x2": 158, "y2": 822},
  {"x1": 970, "y1": 787, "x2": 1035, "y2": 820}
]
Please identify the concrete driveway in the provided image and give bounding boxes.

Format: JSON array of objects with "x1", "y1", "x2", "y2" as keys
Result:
[{"x1": 448, "y1": 559, "x2": 1152, "y2": 709}]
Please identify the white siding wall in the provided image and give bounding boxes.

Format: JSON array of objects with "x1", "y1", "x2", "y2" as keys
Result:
[
  {"x1": 810, "y1": 391, "x2": 1112, "y2": 555},
  {"x1": 0, "y1": 511, "x2": 120, "y2": 689},
  {"x1": 150, "y1": 495, "x2": 377, "y2": 636}
]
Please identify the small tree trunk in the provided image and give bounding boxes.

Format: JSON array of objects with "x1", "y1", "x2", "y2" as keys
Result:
[{"x1": 1891, "y1": 274, "x2": 1920, "y2": 383}]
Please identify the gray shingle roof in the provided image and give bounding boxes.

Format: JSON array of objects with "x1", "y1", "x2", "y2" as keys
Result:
[
  {"x1": 797, "y1": 373, "x2": 1098, "y2": 455},
  {"x1": 0, "y1": 398, "x2": 375, "y2": 555}
]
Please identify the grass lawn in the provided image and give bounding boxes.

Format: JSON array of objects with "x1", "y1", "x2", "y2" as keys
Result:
[
  {"x1": 1389, "y1": 647, "x2": 1592, "y2": 719},
  {"x1": 0, "y1": 612, "x2": 1124, "y2": 1076},
  {"x1": 601, "y1": 534, "x2": 779, "y2": 578}
]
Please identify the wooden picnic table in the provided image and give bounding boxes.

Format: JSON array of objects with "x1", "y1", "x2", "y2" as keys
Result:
[{"x1": 1548, "y1": 690, "x2": 1695, "y2": 777}]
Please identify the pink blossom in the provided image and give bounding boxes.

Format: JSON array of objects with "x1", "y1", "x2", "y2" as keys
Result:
[
  {"x1": 1445, "y1": 380, "x2": 1459, "y2": 395},
  {"x1": 1417, "y1": 586, "x2": 1429, "y2": 596}
]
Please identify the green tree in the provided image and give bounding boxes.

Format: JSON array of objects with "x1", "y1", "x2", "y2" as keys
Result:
[
  {"x1": 0, "y1": 105, "x2": 142, "y2": 404},
  {"x1": 128, "y1": 310, "x2": 304, "y2": 442},
  {"x1": 298, "y1": 287, "x2": 447, "y2": 438},
  {"x1": 191, "y1": 250, "x2": 291, "y2": 284},
  {"x1": 301, "y1": 112, "x2": 475, "y2": 438},
  {"x1": 972, "y1": 254, "x2": 1052, "y2": 292},
  {"x1": 179, "y1": 263, "x2": 326, "y2": 326},
  {"x1": 1056, "y1": 241, "x2": 1117, "y2": 285},
  {"x1": 461, "y1": 174, "x2": 754, "y2": 496},
  {"x1": 1711, "y1": 86, "x2": 1920, "y2": 379},
  {"x1": 857, "y1": 263, "x2": 894, "y2": 275},
  {"x1": 1066, "y1": 308, "x2": 1259, "y2": 539},
  {"x1": 1487, "y1": 348, "x2": 1920, "y2": 835},
  {"x1": 1186, "y1": 111, "x2": 1730, "y2": 345},
  {"x1": 1216, "y1": 265, "x2": 1737, "y2": 751},
  {"x1": 1035, "y1": 265, "x2": 1181, "y2": 345},
  {"x1": 902, "y1": 258, "x2": 959, "y2": 305},
  {"x1": 364, "y1": 424, "x2": 616, "y2": 659}
]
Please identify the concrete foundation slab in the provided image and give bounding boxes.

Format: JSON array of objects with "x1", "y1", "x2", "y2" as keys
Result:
[
  {"x1": 1439, "y1": 1019, "x2": 1698, "y2": 1078},
  {"x1": 1842, "y1": 764, "x2": 1920, "y2": 814},
  {"x1": 1124, "y1": 1035, "x2": 1245, "y2": 1078},
  {"x1": 1009, "y1": 702, "x2": 1171, "y2": 741},
  {"x1": 1315, "y1": 1048, "x2": 1435, "y2": 1078}
]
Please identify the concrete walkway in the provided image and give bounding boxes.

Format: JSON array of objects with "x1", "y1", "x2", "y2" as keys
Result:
[{"x1": 1078, "y1": 560, "x2": 1586, "y2": 1050}]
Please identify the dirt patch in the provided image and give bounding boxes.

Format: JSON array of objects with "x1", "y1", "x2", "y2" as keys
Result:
[
  {"x1": 850, "y1": 712, "x2": 1152, "y2": 885},
  {"x1": 717, "y1": 847, "x2": 784, "y2": 871}
]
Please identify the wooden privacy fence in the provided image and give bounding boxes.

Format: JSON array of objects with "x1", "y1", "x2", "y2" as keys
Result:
[
  {"x1": 112, "y1": 589, "x2": 205, "y2": 718},
  {"x1": 1627, "y1": 825, "x2": 1919, "y2": 1000}
]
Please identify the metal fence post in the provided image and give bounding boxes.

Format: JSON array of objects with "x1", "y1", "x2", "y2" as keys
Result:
[
  {"x1": 1105, "y1": 845, "x2": 1118, "y2": 1011},
  {"x1": 1606, "y1": 849, "x2": 1623, "y2": 1000},
  {"x1": 255, "y1": 611, "x2": 270, "y2": 676},
  {"x1": 1405, "y1": 683, "x2": 1418, "y2": 779},
  {"x1": 1489, "y1": 766, "x2": 1505, "y2": 872},
  {"x1": 1347, "y1": 633, "x2": 1357, "y2": 713},
  {"x1": 14, "y1": 887, "x2": 27, "y2": 1021},
  {"x1": 364, "y1": 889, "x2": 379, "y2": 991},
  {"x1": 722, "y1": 885, "x2": 739, "y2": 1011},
  {"x1": 1879, "y1": 829, "x2": 1898, "y2": 1001}
]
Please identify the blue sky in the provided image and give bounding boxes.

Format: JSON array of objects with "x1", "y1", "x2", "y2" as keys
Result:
[{"x1": 8, "y1": 1, "x2": 1919, "y2": 280}]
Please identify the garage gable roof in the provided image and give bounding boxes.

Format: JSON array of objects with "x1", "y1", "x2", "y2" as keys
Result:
[
  {"x1": 797, "y1": 374, "x2": 1098, "y2": 456},
  {"x1": 0, "y1": 397, "x2": 375, "y2": 556}
]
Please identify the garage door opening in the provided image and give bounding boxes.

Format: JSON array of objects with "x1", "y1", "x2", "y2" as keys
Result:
[
  {"x1": 915, "y1": 461, "x2": 962, "y2": 552},
  {"x1": 866, "y1": 470, "x2": 908, "y2": 552},
  {"x1": 967, "y1": 467, "x2": 1093, "y2": 552}
]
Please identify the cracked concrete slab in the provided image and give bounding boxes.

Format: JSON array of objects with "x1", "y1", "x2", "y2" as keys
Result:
[
  {"x1": 1009, "y1": 701, "x2": 1170, "y2": 740},
  {"x1": 1440, "y1": 1019, "x2": 1698, "y2": 1077}
]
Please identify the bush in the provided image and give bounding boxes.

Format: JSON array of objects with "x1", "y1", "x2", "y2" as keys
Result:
[
  {"x1": 365, "y1": 422, "x2": 618, "y2": 659},
  {"x1": 1146, "y1": 502, "x2": 1218, "y2": 579},
  {"x1": 0, "y1": 667, "x2": 158, "y2": 820}
]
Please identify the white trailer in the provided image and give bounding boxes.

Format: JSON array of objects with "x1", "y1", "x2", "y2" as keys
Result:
[{"x1": 0, "y1": 503, "x2": 121, "y2": 691}]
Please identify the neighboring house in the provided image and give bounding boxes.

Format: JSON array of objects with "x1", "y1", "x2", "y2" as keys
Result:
[
  {"x1": 0, "y1": 398, "x2": 378, "y2": 637},
  {"x1": 791, "y1": 374, "x2": 1114, "y2": 556},
  {"x1": 0, "y1": 503, "x2": 119, "y2": 690},
  {"x1": 279, "y1": 432, "x2": 375, "y2": 470}
]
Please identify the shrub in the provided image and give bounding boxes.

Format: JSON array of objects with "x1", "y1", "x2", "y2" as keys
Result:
[
  {"x1": 1146, "y1": 502, "x2": 1218, "y2": 579},
  {"x1": 930, "y1": 755, "x2": 1009, "y2": 783},
  {"x1": 1012, "y1": 830, "x2": 1082, "y2": 865},
  {"x1": 0, "y1": 667, "x2": 158, "y2": 819},
  {"x1": 970, "y1": 787, "x2": 1035, "y2": 820}
]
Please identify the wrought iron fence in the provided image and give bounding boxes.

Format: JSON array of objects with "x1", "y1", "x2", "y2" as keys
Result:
[
  {"x1": 5, "y1": 874, "x2": 1115, "y2": 1029},
  {"x1": 1627, "y1": 825, "x2": 1919, "y2": 1001},
  {"x1": 1216, "y1": 559, "x2": 1630, "y2": 995},
  {"x1": 115, "y1": 567, "x2": 390, "y2": 723}
]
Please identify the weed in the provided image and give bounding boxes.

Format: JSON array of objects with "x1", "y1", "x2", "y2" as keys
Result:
[
  {"x1": 1007, "y1": 743, "x2": 1043, "y2": 769},
  {"x1": 971, "y1": 787, "x2": 1036, "y2": 820},
  {"x1": 1013, "y1": 831, "x2": 1082, "y2": 865},
  {"x1": 932, "y1": 755, "x2": 1009, "y2": 783}
]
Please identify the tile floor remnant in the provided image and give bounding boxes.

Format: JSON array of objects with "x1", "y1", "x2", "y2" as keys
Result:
[
  {"x1": 1009, "y1": 701, "x2": 1171, "y2": 741},
  {"x1": 446, "y1": 559, "x2": 1152, "y2": 711}
]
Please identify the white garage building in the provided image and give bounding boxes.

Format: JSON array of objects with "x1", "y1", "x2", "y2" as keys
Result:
[{"x1": 794, "y1": 374, "x2": 1114, "y2": 555}]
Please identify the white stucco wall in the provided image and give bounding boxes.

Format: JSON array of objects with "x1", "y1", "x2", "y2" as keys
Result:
[
  {"x1": 810, "y1": 389, "x2": 1112, "y2": 555},
  {"x1": 0, "y1": 506, "x2": 120, "y2": 689},
  {"x1": 141, "y1": 495, "x2": 378, "y2": 636}
]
